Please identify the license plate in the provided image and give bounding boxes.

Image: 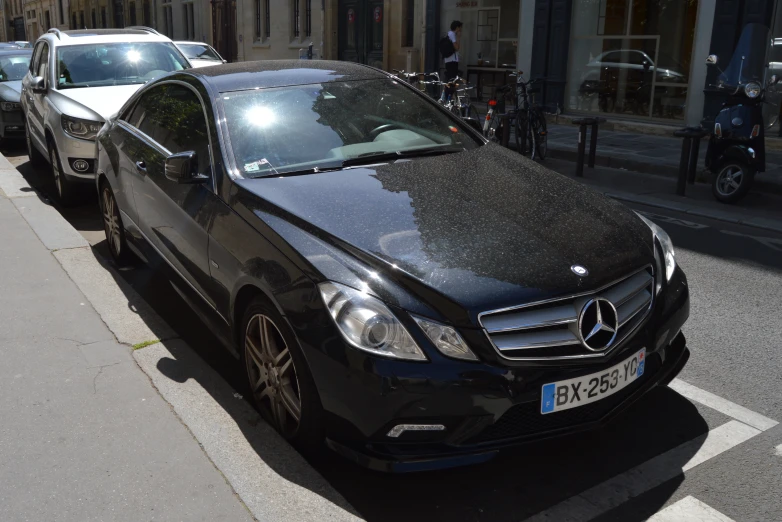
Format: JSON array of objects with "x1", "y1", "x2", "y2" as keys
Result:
[{"x1": 540, "y1": 348, "x2": 646, "y2": 415}]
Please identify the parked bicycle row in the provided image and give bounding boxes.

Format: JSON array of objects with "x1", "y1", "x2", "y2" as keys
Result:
[{"x1": 392, "y1": 68, "x2": 549, "y2": 161}]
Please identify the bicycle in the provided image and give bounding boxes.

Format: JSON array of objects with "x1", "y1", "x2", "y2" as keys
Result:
[
  {"x1": 421, "y1": 75, "x2": 481, "y2": 121},
  {"x1": 484, "y1": 71, "x2": 548, "y2": 160}
]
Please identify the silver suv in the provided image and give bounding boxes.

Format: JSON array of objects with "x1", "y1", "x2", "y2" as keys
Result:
[{"x1": 21, "y1": 28, "x2": 190, "y2": 205}]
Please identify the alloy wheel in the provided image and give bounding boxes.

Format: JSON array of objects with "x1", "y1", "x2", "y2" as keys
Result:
[
  {"x1": 716, "y1": 165, "x2": 743, "y2": 196},
  {"x1": 244, "y1": 314, "x2": 302, "y2": 437},
  {"x1": 49, "y1": 147, "x2": 62, "y2": 197},
  {"x1": 102, "y1": 187, "x2": 122, "y2": 257}
]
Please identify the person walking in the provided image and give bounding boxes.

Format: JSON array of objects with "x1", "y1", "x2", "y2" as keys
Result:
[{"x1": 444, "y1": 20, "x2": 462, "y2": 81}]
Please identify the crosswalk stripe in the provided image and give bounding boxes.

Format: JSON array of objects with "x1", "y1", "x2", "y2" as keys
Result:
[
  {"x1": 669, "y1": 379, "x2": 778, "y2": 431},
  {"x1": 525, "y1": 420, "x2": 759, "y2": 521},
  {"x1": 647, "y1": 496, "x2": 735, "y2": 522}
]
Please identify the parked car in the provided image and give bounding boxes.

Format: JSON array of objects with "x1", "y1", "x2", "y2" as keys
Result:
[
  {"x1": 96, "y1": 61, "x2": 690, "y2": 472},
  {"x1": 0, "y1": 49, "x2": 33, "y2": 140},
  {"x1": 21, "y1": 28, "x2": 190, "y2": 205},
  {"x1": 174, "y1": 41, "x2": 226, "y2": 67},
  {"x1": 0, "y1": 43, "x2": 22, "y2": 50},
  {"x1": 8, "y1": 41, "x2": 32, "y2": 49}
]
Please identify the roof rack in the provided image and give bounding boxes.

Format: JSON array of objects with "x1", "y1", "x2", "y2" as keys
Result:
[
  {"x1": 125, "y1": 26, "x2": 161, "y2": 35},
  {"x1": 47, "y1": 28, "x2": 65, "y2": 40}
]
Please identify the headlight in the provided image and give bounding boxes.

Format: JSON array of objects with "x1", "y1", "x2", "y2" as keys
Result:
[
  {"x1": 744, "y1": 82, "x2": 761, "y2": 98},
  {"x1": 0, "y1": 101, "x2": 20, "y2": 111},
  {"x1": 412, "y1": 316, "x2": 478, "y2": 361},
  {"x1": 318, "y1": 281, "x2": 426, "y2": 361},
  {"x1": 638, "y1": 214, "x2": 676, "y2": 284},
  {"x1": 61, "y1": 115, "x2": 103, "y2": 140}
]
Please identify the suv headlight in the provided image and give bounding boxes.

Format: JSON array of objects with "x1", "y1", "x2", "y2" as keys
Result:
[
  {"x1": 61, "y1": 115, "x2": 103, "y2": 140},
  {"x1": 318, "y1": 281, "x2": 426, "y2": 361},
  {"x1": 638, "y1": 214, "x2": 676, "y2": 284},
  {"x1": 744, "y1": 82, "x2": 761, "y2": 98},
  {"x1": 412, "y1": 316, "x2": 478, "y2": 361},
  {"x1": 0, "y1": 101, "x2": 20, "y2": 111}
]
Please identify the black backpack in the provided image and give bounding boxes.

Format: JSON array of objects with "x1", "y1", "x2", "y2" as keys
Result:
[{"x1": 439, "y1": 35, "x2": 455, "y2": 59}]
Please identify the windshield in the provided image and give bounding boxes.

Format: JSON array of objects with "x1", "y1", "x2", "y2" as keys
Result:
[
  {"x1": 719, "y1": 23, "x2": 771, "y2": 88},
  {"x1": 0, "y1": 53, "x2": 31, "y2": 81},
  {"x1": 179, "y1": 43, "x2": 222, "y2": 61},
  {"x1": 223, "y1": 79, "x2": 481, "y2": 178},
  {"x1": 56, "y1": 42, "x2": 189, "y2": 89}
]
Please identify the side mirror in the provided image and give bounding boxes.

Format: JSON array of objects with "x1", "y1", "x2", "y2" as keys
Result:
[
  {"x1": 31, "y1": 76, "x2": 46, "y2": 93},
  {"x1": 164, "y1": 151, "x2": 208, "y2": 184},
  {"x1": 770, "y1": 75, "x2": 779, "y2": 86},
  {"x1": 222, "y1": 59, "x2": 227, "y2": 63},
  {"x1": 706, "y1": 55, "x2": 718, "y2": 65}
]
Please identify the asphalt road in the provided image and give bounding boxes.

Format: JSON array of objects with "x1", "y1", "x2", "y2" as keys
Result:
[{"x1": 7, "y1": 141, "x2": 782, "y2": 522}]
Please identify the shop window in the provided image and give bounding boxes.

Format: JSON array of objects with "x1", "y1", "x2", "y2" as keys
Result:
[
  {"x1": 129, "y1": 2, "x2": 137, "y2": 25},
  {"x1": 305, "y1": 0, "x2": 311, "y2": 38},
  {"x1": 292, "y1": 0, "x2": 300, "y2": 39},
  {"x1": 91, "y1": 9, "x2": 96, "y2": 28},
  {"x1": 255, "y1": 0, "x2": 270, "y2": 41},
  {"x1": 440, "y1": 0, "x2": 519, "y2": 68},
  {"x1": 567, "y1": 0, "x2": 698, "y2": 121}
]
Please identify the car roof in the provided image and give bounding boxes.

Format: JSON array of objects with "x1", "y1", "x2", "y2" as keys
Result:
[
  {"x1": 0, "y1": 49, "x2": 32, "y2": 55},
  {"x1": 175, "y1": 41, "x2": 210, "y2": 46},
  {"x1": 42, "y1": 29, "x2": 173, "y2": 46},
  {"x1": 190, "y1": 60, "x2": 388, "y2": 92}
]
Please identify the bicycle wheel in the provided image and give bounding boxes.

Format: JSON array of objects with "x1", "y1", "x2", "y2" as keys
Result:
[
  {"x1": 531, "y1": 108, "x2": 548, "y2": 160},
  {"x1": 515, "y1": 111, "x2": 535, "y2": 157}
]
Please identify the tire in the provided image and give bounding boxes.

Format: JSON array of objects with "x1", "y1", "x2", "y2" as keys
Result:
[
  {"x1": 712, "y1": 161, "x2": 755, "y2": 204},
  {"x1": 48, "y1": 140, "x2": 79, "y2": 206},
  {"x1": 515, "y1": 112, "x2": 535, "y2": 157},
  {"x1": 531, "y1": 108, "x2": 548, "y2": 160},
  {"x1": 240, "y1": 296, "x2": 324, "y2": 453},
  {"x1": 25, "y1": 119, "x2": 45, "y2": 167},
  {"x1": 100, "y1": 181, "x2": 132, "y2": 266}
]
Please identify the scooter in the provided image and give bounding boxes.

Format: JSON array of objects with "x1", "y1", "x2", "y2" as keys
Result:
[{"x1": 704, "y1": 23, "x2": 779, "y2": 204}]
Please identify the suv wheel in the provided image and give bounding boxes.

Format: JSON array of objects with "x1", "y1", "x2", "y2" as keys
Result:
[
  {"x1": 25, "y1": 121, "x2": 45, "y2": 167},
  {"x1": 48, "y1": 140, "x2": 78, "y2": 206}
]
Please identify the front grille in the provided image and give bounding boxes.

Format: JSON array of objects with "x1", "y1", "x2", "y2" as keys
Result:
[
  {"x1": 467, "y1": 353, "x2": 661, "y2": 444},
  {"x1": 479, "y1": 266, "x2": 655, "y2": 361}
]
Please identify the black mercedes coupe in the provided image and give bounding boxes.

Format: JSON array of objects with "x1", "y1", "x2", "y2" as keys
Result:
[{"x1": 95, "y1": 60, "x2": 690, "y2": 472}]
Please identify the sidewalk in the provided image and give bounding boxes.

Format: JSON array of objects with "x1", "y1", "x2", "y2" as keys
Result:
[
  {"x1": 0, "y1": 154, "x2": 358, "y2": 521},
  {"x1": 545, "y1": 123, "x2": 782, "y2": 196},
  {"x1": 542, "y1": 157, "x2": 782, "y2": 234},
  {"x1": 0, "y1": 189, "x2": 252, "y2": 521}
]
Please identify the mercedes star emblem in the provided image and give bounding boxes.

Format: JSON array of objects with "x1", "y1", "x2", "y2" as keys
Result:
[
  {"x1": 571, "y1": 265, "x2": 589, "y2": 276},
  {"x1": 577, "y1": 298, "x2": 618, "y2": 351}
]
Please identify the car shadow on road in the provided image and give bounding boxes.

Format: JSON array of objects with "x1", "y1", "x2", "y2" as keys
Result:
[{"x1": 307, "y1": 387, "x2": 709, "y2": 522}]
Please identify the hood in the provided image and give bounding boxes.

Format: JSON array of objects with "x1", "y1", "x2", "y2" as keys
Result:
[
  {"x1": 236, "y1": 145, "x2": 654, "y2": 317},
  {"x1": 50, "y1": 84, "x2": 143, "y2": 120},
  {"x1": 189, "y1": 59, "x2": 222, "y2": 68},
  {"x1": 0, "y1": 81, "x2": 22, "y2": 102}
]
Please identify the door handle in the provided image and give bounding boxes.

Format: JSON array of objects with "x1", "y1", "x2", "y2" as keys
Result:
[{"x1": 135, "y1": 161, "x2": 147, "y2": 173}]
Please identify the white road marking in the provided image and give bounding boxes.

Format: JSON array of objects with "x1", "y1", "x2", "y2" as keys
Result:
[
  {"x1": 525, "y1": 421, "x2": 759, "y2": 521},
  {"x1": 669, "y1": 379, "x2": 778, "y2": 431},
  {"x1": 647, "y1": 496, "x2": 735, "y2": 522},
  {"x1": 774, "y1": 444, "x2": 782, "y2": 457}
]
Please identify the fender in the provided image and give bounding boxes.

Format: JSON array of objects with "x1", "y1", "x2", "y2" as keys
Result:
[{"x1": 721, "y1": 144, "x2": 760, "y2": 168}]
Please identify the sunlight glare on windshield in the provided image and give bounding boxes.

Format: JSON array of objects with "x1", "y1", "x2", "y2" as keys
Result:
[{"x1": 246, "y1": 106, "x2": 276, "y2": 128}]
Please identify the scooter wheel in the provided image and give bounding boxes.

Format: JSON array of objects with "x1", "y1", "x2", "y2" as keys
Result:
[{"x1": 712, "y1": 162, "x2": 755, "y2": 204}]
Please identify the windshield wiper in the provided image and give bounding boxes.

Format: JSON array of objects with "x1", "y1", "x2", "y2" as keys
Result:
[{"x1": 340, "y1": 146, "x2": 464, "y2": 167}]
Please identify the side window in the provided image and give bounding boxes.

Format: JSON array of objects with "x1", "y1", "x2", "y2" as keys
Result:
[
  {"x1": 37, "y1": 44, "x2": 49, "y2": 82},
  {"x1": 137, "y1": 84, "x2": 211, "y2": 175},
  {"x1": 30, "y1": 42, "x2": 44, "y2": 74},
  {"x1": 120, "y1": 99, "x2": 144, "y2": 127}
]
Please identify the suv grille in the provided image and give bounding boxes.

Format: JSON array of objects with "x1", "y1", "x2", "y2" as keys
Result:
[{"x1": 478, "y1": 266, "x2": 654, "y2": 361}]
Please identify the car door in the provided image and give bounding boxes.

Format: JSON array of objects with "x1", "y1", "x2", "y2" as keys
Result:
[
  {"x1": 104, "y1": 98, "x2": 147, "y2": 226},
  {"x1": 129, "y1": 82, "x2": 219, "y2": 307},
  {"x1": 24, "y1": 41, "x2": 48, "y2": 148}
]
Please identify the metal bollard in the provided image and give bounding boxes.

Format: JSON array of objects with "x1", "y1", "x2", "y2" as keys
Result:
[
  {"x1": 573, "y1": 117, "x2": 599, "y2": 177},
  {"x1": 576, "y1": 122, "x2": 588, "y2": 177},
  {"x1": 588, "y1": 117, "x2": 606, "y2": 168},
  {"x1": 673, "y1": 127, "x2": 709, "y2": 196}
]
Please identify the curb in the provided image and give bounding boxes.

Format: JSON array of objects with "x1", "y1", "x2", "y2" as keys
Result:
[{"x1": 0, "y1": 152, "x2": 360, "y2": 522}]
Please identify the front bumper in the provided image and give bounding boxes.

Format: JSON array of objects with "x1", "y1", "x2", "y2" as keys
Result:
[
  {"x1": 51, "y1": 124, "x2": 98, "y2": 182},
  {"x1": 0, "y1": 110, "x2": 25, "y2": 138},
  {"x1": 300, "y1": 267, "x2": 690, "y2": 472}
]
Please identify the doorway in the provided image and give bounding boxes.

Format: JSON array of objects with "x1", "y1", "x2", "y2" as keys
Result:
[{"x1": 338, "y1": 0, "x2": 383, "y2": 68}]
